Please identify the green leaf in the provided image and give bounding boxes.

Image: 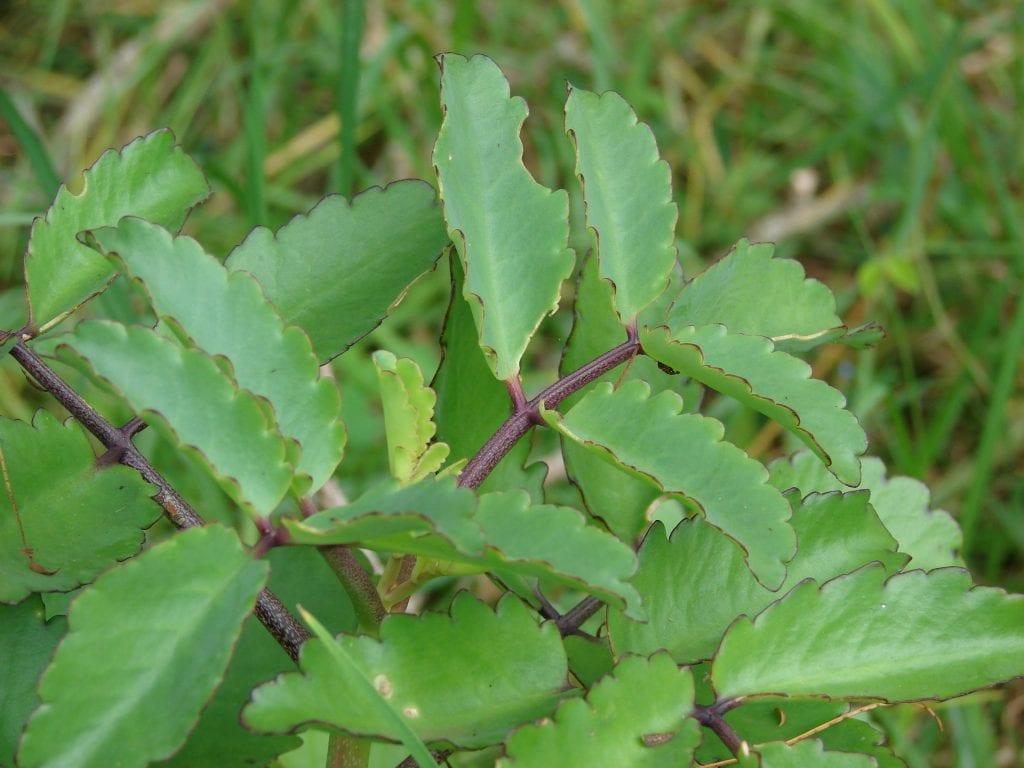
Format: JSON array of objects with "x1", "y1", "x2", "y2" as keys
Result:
[
  {"x1": 564, "y1": 85, "x2": 677, "y2": 324},
  {"x1": 18, "y1": 526, "x2": 268, "y2": 768},
  {"x1": 499, "y1": 653, "x2": 700, "y2": 767},
  {"x1": 299, "y1": 607, "x2": 435, "y2": 767},
  {"x1": 433, "y1": 254, "x2": 545, "y2": 498},
  {"x1": 61, "y1": 321, "x2": 294, "y2": 517},
  {"x1": 225, "y1": 181, "x2": 447, "y2": 363},
  {"x1": 0, "y1": 411, "x2": 160, "y2": 603},
  {"x1": 755, "y1": 740, "x2": 877, "y2": 768},
  {"x1": 781, "y1": 491, "x2": 908, "y2": 593},
  {"x1": 608, "y1": 519, "x2": 775, "y2": 665},
  {"x1": 87, "y1": 217, "x2": 345, "y2": 494},
  {"x1": 284, "y1": 476, "x2": 484, "y2": 557},
  {"x1": 373, "y1": 350, "x2": 449, "y2": 485},
  {"x1": 244, "y1": 593, "x2": 568, "y2": 749},
  {"x1": 286, "y1": 481, "x2": 642, "y2": 615},
  {"x1": 642, "y1": 324, "x2": 866, "y2": 485},
  {"x1": 559, "y1": 252, "x2": 673, "y2": 543},
  {"x1": 770, "y1": 451, "x2": 963, "y2": 571},
  {"x1": 548, "y1": 380, "x2": 794, "y2": 589},
  {"x1": 476, "y1": 491, "x2": 643, "y2": 619},
  {"x1": 0, "y1": 597, "x2": 66, "y2": 767},
  {"x1": 24, "y1": 130, "x2": 209, "y2": 332},
  {"x1": 433, "y1": 53, "x2": 574, "y2": 380},
  {"x1": 713, "y1": 565, "x2": 1024, "y2": 702}
]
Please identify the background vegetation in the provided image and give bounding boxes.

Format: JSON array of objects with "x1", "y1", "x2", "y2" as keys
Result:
[{"x1": 1, "y1": 1, "x2": 1021, "y2": 765}]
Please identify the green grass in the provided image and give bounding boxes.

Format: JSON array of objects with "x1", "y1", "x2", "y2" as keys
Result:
[{"x1": 1, "y1": 1, "x2": 1021, "y2": 763}]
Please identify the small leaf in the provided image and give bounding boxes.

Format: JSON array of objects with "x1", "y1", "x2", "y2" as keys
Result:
[
  {"x1": 755, "y1": 739, "x2": 877, "y2": 768},
  {"x1": 781, "y1": 491, "x2": 908, "y2": 592},
  {"x1": 607, "y1": 519, "x2": 775, "y2": 665},
  {"x1": 244, "y1": 593, "x2": 568, "y2": 749},
  {"x1": 770, "y1": 451, "x2": 963, "y2": 571},
  {"x1": 668, "y1": 239, "x2": 863, "y2": 353},
  {"x1": 0, "y1": 411, "x2": 160, "y2": 603},
  {"x1": 499, "y1": 653, "x2": 700, "y2": 767},
  {"x1": 226, "y1": 181, "x2": 447, "y2": 363},
  {"x1": 0, "y1": 597, "x2": 66, "y2": 767},
  {"x1": 61, "y1": 321, "x2": 294, "y2": 517},
  {"x1": 18, "y1": 526, "x2": 268, "y2": 768},
  {"x1": 88, "y1": 217, "x2": 345, "y2": 494},
  {"x1": 642, "y1": 324, "x2": 866, "y2": 485},
  {"x1": 433, "y1": 53, "x2": 574, "y2": 380},
  {"x1": 548, "y1": 380, "x2": 794, "y2": 589},
  {"x1": 373, "y1": 350, "x2": 449, "y2": 485},
  {"x1": 476, "y1": 491, "x2": 643, "y2": 619},
  {"x1": 25, "y1": 130, "x2": 209, "y2": 331},
  {"x1": 713, "y1": 565, "x2": 1024, "y2": 702},
  {"x1": 564, "y1": 85, "x2": 677, "y2": 324},
  {"x1": 433, "y1": 254, "x2": 545, "y2": 497}
]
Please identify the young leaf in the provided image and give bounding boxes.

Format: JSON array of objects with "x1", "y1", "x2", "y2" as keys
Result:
[
  {"x1": 642, "y1": 324, "x2": 866, "y2": 485},
  {"x1": 755, "y1": 739, "x2": 876, "y2": 768},
  {"x1": 225, "y1": 181, "x2": 447, "y2": 363},
  {"x1": 0, "y1": 597, "x2": 66, "y2": 767},
  {"x1": 476, "y1": 491, "x2": 643, "y2": 619},
  {"x1": 87, "y1": 217, "x2": 345, "y2": 494},
  {"x1": 433, "y1": 254, "x2": 546, "y2": 498},
  {"x1": 24, "y1": 130, "x2": 209, "y2": 332},
  {"x1": 0, "y1": 411, "x2": 160, "y2": 603},
  {"x1": 373, "y1": 350, "x2": 449, "y2": 486},
  {"x1": 770, "y1": 451, "x2": 963, "y2": 571},
  {"x1": 433, "y1": 53, "x2": 574, "y2": 380},
  {"x1": 18, "y1": 526, "x2": 268, "y2": 768},
  {"x1": 607, "y1": 519, "x2": 775, "y2": 665},
  {"x1": 499, "y1": 653, "x2": 700, "y2": 767},
  {"x1": 244, "y1": 593, "x2": 568, "y2": 749},
  {"x1": 713, "y1": 565, "x2": 1024, "y2": 702},
  {"x1": 548, "y1": 380, "x2": 794, "y2": 589},
  {"x1": 780, "y1": 491, "x2": 908, "y2": 592},
  {"x1": 564, "y1": 85, "x2": 677, "y2": 324},
  {"x1": 61, "y1": 321, "x2": 294, "y2": 517}
]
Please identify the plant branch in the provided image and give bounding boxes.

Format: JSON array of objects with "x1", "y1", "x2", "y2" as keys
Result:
[
  {"x1": 9, "y1": 341, "x2": 311, "y2": 661},
  {"x1": 320, "y1": 545, "x2": 387, "y2": 636},
  {"x1": 555, "y1": 595, "x2": 603, "y2": 636},
  {"x1": 694, "y1": 699, "x2": 746, "y2": 756},
  {"x1": 458, "y1": 334, "x2": 640, "y2": 490}
]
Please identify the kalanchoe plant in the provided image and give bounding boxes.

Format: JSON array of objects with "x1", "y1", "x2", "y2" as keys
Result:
[{"x1": 1, "y1": 53, "x2": 1021, "y2": 768}]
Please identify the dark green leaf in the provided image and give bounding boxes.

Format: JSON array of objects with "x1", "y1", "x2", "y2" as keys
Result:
[
  {"x1": 226, "y1": 181, "x2": 447, "y2": 363},
  {"x1": 0, "y1": 411, "x2": 159, "y2": 603},
  {"x1": 756, "y1": 739, "x2": 877, "y2": 767}
]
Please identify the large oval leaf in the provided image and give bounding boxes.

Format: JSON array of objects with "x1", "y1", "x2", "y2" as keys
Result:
[
  {"x1": 433, "y1": 53, "x2": 574, "y2": 380},
  {"x1": 18, "y1": 526, "x2": 268, "y2": 768},
  {"x1": 713, "y1": 565, "x2": 1024, "y2": 702}
]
